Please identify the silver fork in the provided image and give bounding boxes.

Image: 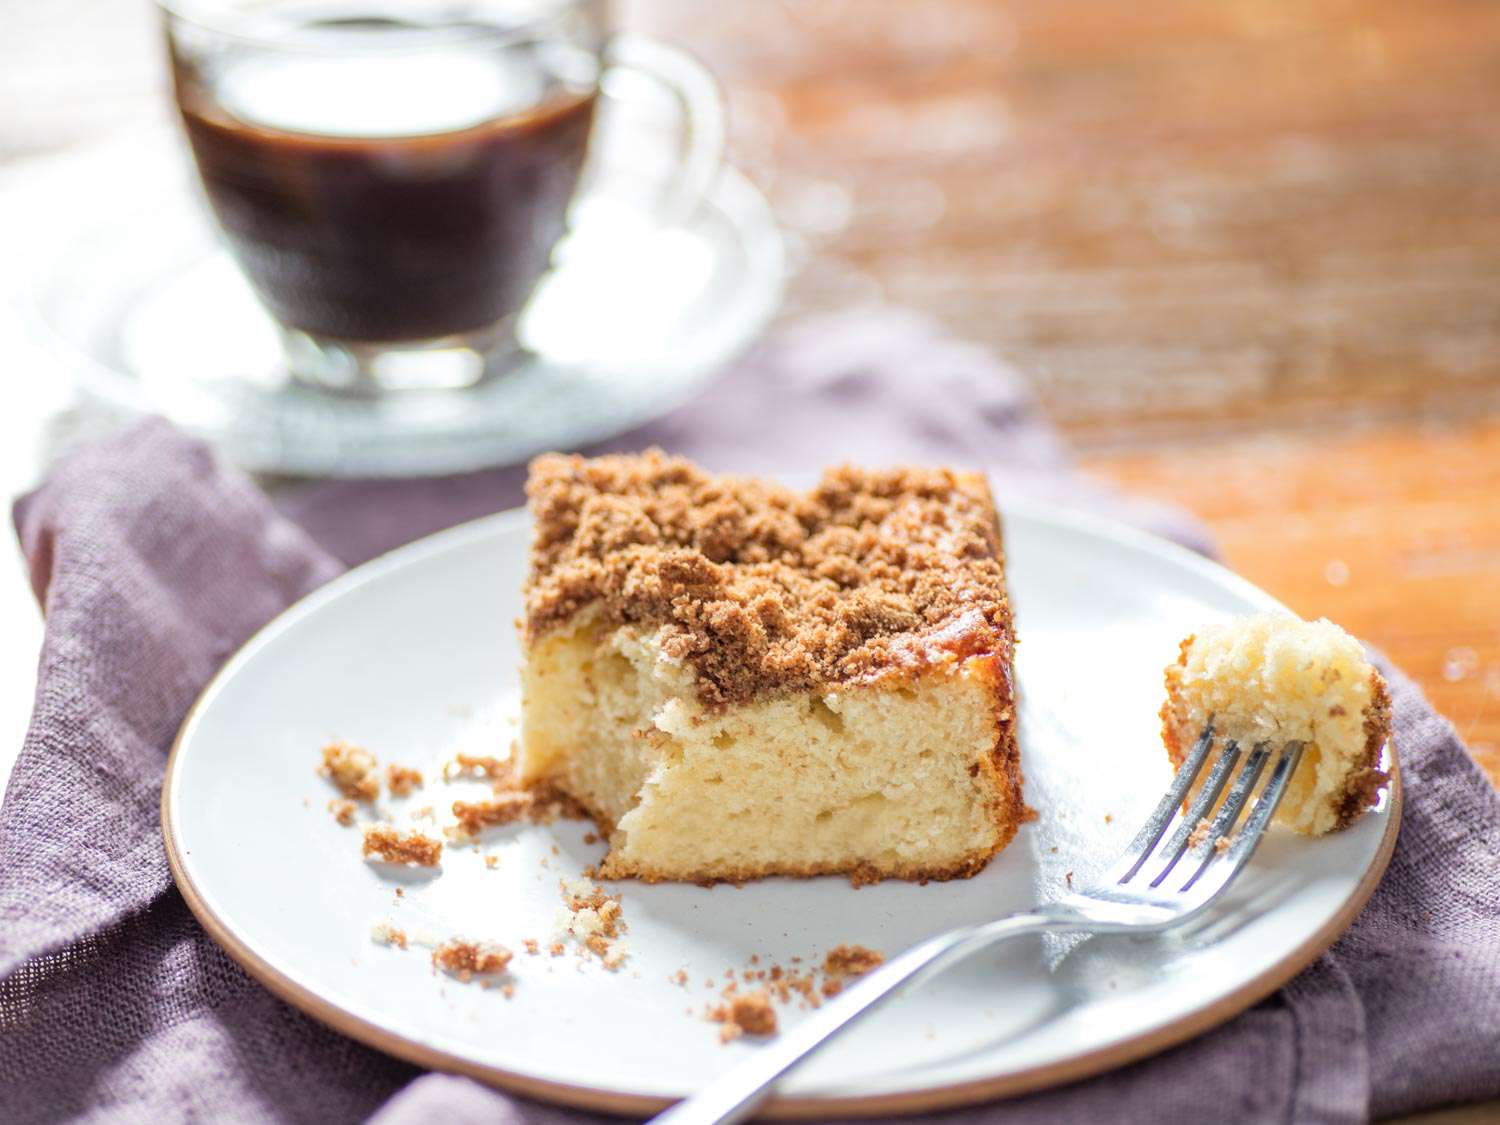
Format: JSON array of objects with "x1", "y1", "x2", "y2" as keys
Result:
[{"x1": 653, "y1": 723, "x2": 1303, "y2": 1125}]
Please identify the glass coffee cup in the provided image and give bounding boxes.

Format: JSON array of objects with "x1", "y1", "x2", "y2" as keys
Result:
[{"x1": 160, "y1": 0, "x2": 724, "y2": 393}]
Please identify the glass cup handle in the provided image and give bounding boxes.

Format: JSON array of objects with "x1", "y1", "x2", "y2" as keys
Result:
[{"x1": 600, "y1": 33, "x2": 728, "y2": 223}]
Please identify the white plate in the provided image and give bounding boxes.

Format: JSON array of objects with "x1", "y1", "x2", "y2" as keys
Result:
[
  {"x1": 11, "y1": 132, "x2": 783, "y2": 478},
  {"x1": 163, "y1": 499, "x2": 1398, "y2": 1115}
]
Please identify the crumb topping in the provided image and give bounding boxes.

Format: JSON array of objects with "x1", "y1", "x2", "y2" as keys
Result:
[
  {"x1": 327, "y1": 798, "x2": 357, "y2": 826},
  {"x1": 363, "y1": 825, "x2": 443, "y2": 867},
  {"x1": 524, "y1": 451, "x2": 1012, "y2": 705},
  {"x1": 432, "y1": 939, "x2": 513, "y2": 982},
  {"x1": 319, "y1": 741, "x2": 379, "y2": 801},
  {"x1": 386, "y1": 764, "x2": 423, "y2": 797}
]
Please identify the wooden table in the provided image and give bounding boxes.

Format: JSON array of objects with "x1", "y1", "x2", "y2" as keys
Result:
[
  {"x1": 620, "y1": 0, "x2": 1500, "y2": 788},
  {"x1": 3, "y1": 1, "x2": 1496, "y2": 1119}
]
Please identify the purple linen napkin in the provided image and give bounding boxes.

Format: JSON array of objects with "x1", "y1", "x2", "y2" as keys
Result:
[{"x1": 4, "y1": 312, "x2": 1498, "y2": 1124}]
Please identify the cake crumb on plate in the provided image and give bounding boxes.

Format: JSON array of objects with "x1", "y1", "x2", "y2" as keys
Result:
[
  {"x1": 443, "y1": 753, "x2": 510, "y2": 782},
  {"x1": 363, "y1": 825, "x2": 442, "y2": 867},
  {"x1": 555, "y1": 875, "x2": 628, "y2": 969},
  {"x1": 432, "y1": 939, "x2": 513, "y2": 982},
  {"x1": 370, "y1": 920, "x2": 408, "y2": 949},
  {"x1": 708, "y1": 990, "x2": 778, "y2": 1042},
  {"x1": 823, "y1": 944, "x2": 884, "y2": 978},
  {"x1": 319, "y1": 741, "x2": 379, "y2": 801},
  {"x1": 386, "y1": 764, "x2": 424, "y2": 797}
]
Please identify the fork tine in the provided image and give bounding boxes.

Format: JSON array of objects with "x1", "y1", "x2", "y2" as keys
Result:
[
  {"x1": 1116, "y1": 721, "x2": 1216, "y2": 882},
  {"x1": 1133, "y1": 739, "x2": 1241, "y2": 888},
  {"x1": 1178, "y1": 742, "x2": 1305, "y2": 901},
  {"x1": 1175, "y1": 742, "x2": 1272, "y2": 892}
]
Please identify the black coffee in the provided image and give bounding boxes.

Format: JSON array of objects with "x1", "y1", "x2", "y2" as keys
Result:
[{"x1": 172, "y1": 23, "x2": 597, "y2": 343}]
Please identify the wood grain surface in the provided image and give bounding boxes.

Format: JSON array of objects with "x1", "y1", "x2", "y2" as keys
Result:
[
  {"x1": 621, "y1": 0, "x2": 1500, "y2": 789},
  {"x1": 3, "y1": 0, "x2": 1498, "y2": 1118}
]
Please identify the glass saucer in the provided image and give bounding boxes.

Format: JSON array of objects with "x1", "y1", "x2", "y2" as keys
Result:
[{"x1": 18, "y1": 135, "x2": 783, "y2": 477}]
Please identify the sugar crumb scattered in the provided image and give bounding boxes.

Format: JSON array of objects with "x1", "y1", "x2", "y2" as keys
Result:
[{"x1": 327, "y1": 799, "x2": 357, "y2": 827}]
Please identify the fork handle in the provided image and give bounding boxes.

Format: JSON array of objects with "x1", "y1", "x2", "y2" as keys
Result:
[{"x1": 650, "y1": 912, "x2": 1066, "y2": 1125}]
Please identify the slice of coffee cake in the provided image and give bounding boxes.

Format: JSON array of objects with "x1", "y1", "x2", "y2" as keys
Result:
[{"x1": 517, "y1": 450, "x2": 1024, "y2": 884}]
